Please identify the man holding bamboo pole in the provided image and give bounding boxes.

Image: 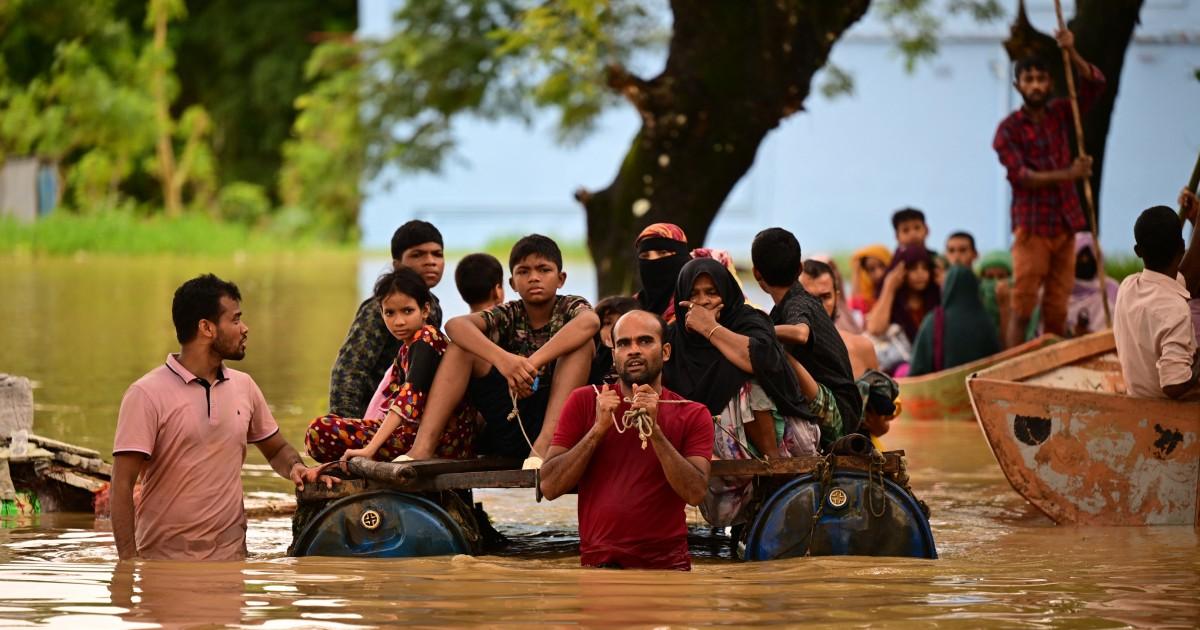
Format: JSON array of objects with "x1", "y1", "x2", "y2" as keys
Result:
[{"x1": 993, "y1": 27, "x2": 1105, "y2": 347}]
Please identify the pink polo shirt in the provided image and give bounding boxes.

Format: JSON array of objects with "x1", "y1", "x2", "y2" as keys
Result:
[
  {"x1": 1114, "y1": 271, "x2": 1197, "y2": 399},
  {"x1": 113, "y1": 354, "x2": 279, "y2": 560}
]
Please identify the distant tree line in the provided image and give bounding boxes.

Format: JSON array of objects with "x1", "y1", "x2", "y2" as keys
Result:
[{"x1": 0, "y1": 0, "x2": 359, "y2": 240}]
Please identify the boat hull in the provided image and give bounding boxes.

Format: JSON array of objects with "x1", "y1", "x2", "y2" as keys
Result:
[
  {"x1": 898, "y1": 335, "x2": 1059, "y2": 421},
  {"x1": 968, "y1": 331, "x2": 1199, "y2": 526}
]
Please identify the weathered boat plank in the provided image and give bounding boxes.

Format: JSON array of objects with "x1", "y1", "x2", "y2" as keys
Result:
[
  {"x1": 968, "y1": 330, "x2": 1200, "y2": 526},
  {"x1": 899, "y1": 335, "x2": 1059, "y2": 421}
]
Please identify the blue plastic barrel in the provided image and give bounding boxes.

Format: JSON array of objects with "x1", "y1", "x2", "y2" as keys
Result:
[
  {"x1": 742, "y1": 470, "x2": 937, "y2": 560},
  {"x1": 291, "y1": 491, "x2": 472, "y2": 558}
]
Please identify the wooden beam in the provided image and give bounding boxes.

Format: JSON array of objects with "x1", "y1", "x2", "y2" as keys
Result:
[{"x1": 299, "y1": 453, "x2": 906, "y2": 502}]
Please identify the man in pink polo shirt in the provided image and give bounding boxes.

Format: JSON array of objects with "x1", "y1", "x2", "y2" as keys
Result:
[{"x1": 111, "y1": 274, "x2": 336, "y2": 560}]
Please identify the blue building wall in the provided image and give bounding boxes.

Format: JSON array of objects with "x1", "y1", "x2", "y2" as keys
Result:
[{"x1": 360, "y1": 0, "x2": 1200, "y2": 260}]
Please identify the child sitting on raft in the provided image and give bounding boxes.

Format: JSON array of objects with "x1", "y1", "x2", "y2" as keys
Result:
[{"x1": 305, "y1": 268, "x2": 481, "y2": 462}]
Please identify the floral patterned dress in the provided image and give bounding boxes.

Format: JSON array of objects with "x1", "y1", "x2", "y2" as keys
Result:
[{"x1": 305, "y1": 326, "x2": 481, "y2": 462}]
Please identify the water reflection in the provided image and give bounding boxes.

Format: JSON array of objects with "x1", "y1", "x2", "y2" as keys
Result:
[{"x1": 1, "y1": 255, "x2": 1198, "y2": 628}]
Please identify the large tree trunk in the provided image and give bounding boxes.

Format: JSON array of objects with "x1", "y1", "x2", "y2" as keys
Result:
[
  {"x1": 1003, "y1": 0, "x2": 1145, "y2": 233},
  {"x1": 576, "y1": 1, "x2": 871, "y2": 295}
]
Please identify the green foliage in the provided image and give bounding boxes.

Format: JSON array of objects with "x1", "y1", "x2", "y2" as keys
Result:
[
  {"x1": 169, "y1": 0, "x2": 358, "y2": 195},
  {"x1": 872, "y1": 0, "x2": 1005, "y2": 71},
  {"x1": 0, "y1": 210, "x2": 347, "y2": 256},
  {"x1": 279, "y1": 41, "x2": 363, "y2": 242},
  {"x1": 217, "y1": 181, "x2": 270, "y2": 226},
  {"x1": 819, "y1": 64, "x2": 856, "y2": 99},
  {"x1": 0, "y1": 0, "x2": 357, "y2": 243},
  {"x1": 358, "y1": 0, "x2": 658, "y2": 176},
  {"x1": 1104, "y1": 255, "x2": 1142, "y2": 282}
]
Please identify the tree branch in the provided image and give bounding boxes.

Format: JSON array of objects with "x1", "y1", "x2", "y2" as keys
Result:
[{"x1": 604, "y1": 63, "x2": 657, "y2": 123}]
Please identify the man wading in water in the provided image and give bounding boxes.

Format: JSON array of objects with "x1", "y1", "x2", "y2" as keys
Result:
[
  {"x1": 540, "y1": 310, "x2": 713, "y2": 570},
  {"x1": 111, "y1": 274, "x2": 336, "y2": 560}
]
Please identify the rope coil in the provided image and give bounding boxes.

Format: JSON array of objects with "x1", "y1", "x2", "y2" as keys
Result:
[{"x1": 591, "y1": 384, "x2": 690, "y2": 450}]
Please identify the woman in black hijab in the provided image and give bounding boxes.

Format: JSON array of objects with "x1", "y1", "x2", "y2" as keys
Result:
[{"x1": 664, "y1": 258, "x2": 821, "y2": 526}]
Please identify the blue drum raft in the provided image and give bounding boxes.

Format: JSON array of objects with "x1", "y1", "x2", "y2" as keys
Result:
[{"x1": 289, "y1": 436, "x2": 937, "y2": 561}]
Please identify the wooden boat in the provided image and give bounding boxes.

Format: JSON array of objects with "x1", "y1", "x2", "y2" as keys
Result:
[
  {"x1": 897, "y1": 334, "x2": 1060, "y2": 421},
  {"x1": 967, "y1": 330, "x2": 1199, "y2": 526}
]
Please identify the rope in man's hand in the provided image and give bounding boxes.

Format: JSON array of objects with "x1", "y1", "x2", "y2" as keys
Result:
[{"x1": 592, "y1": 384, "x2": 689, "y2": 450}]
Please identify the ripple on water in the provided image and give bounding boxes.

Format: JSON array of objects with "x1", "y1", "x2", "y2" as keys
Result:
[{"x1": 0, "y1": 416, "x2": 1198, "y2": 626}]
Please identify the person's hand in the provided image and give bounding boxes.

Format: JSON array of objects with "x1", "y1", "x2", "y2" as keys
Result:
[
  {"x1": 1179, "y1": 188, "x2": 1199, "y2": 225},
  {"x1": 593, "y1": 384, "x2": 620, "y2": 435},
  {"x1": 882, "y1": 263, "x2": 906, "y2": 294},
  {"x1": 629, "y1": 383, "x2": 659, "y2": 424},
  {"x1": 340, "y1": 447, "x2": 375, "y2": 462},
  {"x1": 680, "y1": 300, "x2": 720, "y2": 337},
  {"x1": 1055, "y1": 28, "x2": 1075, "y2": 51},
  {"x1": 512, "y1": 378, "x2": 535, "y2": 400},
  {"x1": 1068, "y1": 155, "x2": 1093, "y2": 180},
  {"x1": 290, "y1": 463, "x2": 341, "y2": 491},
  {"x1": 495, "y1": 352, "x2": 536, "y2": 392}
]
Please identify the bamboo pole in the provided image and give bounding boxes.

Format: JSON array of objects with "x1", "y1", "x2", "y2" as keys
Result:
[
  {"x1": 1053, "y1": 0, "x2": 1111, "y2": 327},
  {"x1": 1180, "y1": 150, "x2": 1200, "y2": 222}
]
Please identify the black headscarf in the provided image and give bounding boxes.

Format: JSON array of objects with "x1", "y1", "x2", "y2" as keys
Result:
[
  {"x1": 636, "y1": 237, "x2": 690, "y2": 316},
  {"x1": 663, "y1": 258, "x2": 813, "y2": 420}
]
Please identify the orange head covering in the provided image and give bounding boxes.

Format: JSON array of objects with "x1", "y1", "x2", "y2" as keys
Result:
[
  {"x1": 849, "y1": 244, "x2": 892, "y2": 304},
  {"x1": 635, "y1": 222, "x2": 688, "y2": 246}
]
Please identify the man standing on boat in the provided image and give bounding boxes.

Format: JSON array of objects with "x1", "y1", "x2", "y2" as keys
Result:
[
  {"x1": 111, "y1": 274, "x2": 336, "y2": 560},
  {"x1": 993, "y1": 28, "x2": 1105, "y2": 347},
  {"x1": 540, "y1": 310, "x2": 713, "y2": 570}
]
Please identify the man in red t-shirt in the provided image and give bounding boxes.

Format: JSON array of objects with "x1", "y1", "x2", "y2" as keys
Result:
[{"x1": 541, "y1": 310, "x2": 713, "y2": 570}]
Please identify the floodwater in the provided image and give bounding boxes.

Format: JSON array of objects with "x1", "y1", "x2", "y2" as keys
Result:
[{"x1": 1, "y1": 254, "x2": 1197, "y2": 629}]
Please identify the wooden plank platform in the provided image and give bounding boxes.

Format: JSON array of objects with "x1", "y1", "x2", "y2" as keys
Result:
[{"x1": 298, "y1": 452, "x2": 905, "y2": 502}]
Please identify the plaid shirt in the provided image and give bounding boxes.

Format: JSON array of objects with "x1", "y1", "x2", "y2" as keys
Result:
[{"x1": 993, "y1": 63, "x2": 1105, "y2": 237}]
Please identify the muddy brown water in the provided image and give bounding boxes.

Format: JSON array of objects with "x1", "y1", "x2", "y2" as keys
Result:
[{"x1": 0, "y1": 254, "x2": 1196, "y2": 628}]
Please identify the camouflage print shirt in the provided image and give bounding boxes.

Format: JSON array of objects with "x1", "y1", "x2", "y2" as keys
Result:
[
  {"x1": 479, "y1": 295, "x2": 591, "y2": 381},
  {"x1": 328, "y1": 293, "x2": 442, "y2": 418}
]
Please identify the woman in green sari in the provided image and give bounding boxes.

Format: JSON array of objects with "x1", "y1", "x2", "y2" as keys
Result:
[{"x1": 909, "y1": 265, "x2": 1001, "y2": 375}]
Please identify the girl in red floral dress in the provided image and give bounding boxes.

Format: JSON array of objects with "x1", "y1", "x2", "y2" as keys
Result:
[{"x1": 305, "y1": 268, "x2": 480, "y2": 462}]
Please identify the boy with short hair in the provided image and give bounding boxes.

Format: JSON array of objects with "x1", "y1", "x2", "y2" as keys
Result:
[
  {"x1": 752, "y1": 228, "x2": 862, "y2": 439},
  {"x1": 892, "y1": 207, "x2": 931, "y2": 251},
  {"x1": 329, "y1": 220, "x2": 446, "y2": 418},
  {"x1": 455, "y1": 252, "x2": 505, "y2": 312},
  {"x1": 945, "y1": 231, "x2": 978, "y2": 268},
  {"x1": 407, "y1": 235, "x2": 599, "y2": 465},
  {"x1": 1113, "y1": 196, "x2": 1200, "y2": 400}
]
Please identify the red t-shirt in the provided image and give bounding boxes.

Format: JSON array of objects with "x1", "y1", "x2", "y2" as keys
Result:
[{"x1": 552, "y1": 385, "x2": 714, "y2": 570}]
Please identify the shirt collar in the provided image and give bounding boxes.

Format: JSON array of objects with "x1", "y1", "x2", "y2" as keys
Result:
[
  {"x1": 1138, "y1": 269, "x2": 1190, "y2": 298},
  {"x1": 165, "y1": 353, "x2": 227, "y2": 385},
  {"x1": 769, "y1": 283, "x2": 807, "y2": 317}
]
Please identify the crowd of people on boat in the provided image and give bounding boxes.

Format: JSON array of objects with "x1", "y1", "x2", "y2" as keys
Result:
[{"x1": 108, "y1": 27, "x2": 1199, "y2": 568}]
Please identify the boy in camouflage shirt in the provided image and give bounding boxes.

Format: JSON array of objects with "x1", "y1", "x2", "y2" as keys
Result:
[{"x1": 406, "y1": 235, "x2": 599, "y2": 466}]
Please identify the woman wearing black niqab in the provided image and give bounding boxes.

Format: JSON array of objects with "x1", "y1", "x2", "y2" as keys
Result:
[{"x1": 634, "y1": 223, "x2": 691, "y2": 322}]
